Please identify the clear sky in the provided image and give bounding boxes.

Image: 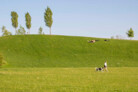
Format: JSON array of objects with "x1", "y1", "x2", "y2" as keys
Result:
[{"x1": 0, "y1": 0, "x2": 138, "y2": 39}]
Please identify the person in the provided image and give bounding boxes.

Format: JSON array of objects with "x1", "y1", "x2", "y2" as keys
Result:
[{"x1": 104, "y1": 61, "x2": 108, "y2": 71}]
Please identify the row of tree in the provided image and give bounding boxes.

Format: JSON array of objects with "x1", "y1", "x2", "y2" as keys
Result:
[
  {"x1": 11, "y1": 11, "x2": 31, "y2": 34},
  {"x1": 2, "y1": 7, "x2": 53, "y2": 35},
  {"x1": 1, "y1": 25, "x2": 45, "y2": 36},
  {"x1": 1, "y1": 6, "x2": 135, "y2": 39}
]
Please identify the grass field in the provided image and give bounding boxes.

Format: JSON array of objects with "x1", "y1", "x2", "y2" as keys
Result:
[
  {"x1": 0, "y1": 35, "x2": 138, "y2": 92},
  {"x1": 0, "y1": 35, "x2": 138, "y2": 68},
  {"x1": 0, "y1": 67, "x2": 138, "y2": 92}
]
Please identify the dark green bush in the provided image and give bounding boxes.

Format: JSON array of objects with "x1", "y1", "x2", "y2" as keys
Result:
[{"x1": 0, "y1": 54, "x2": 4, "y2": 66}]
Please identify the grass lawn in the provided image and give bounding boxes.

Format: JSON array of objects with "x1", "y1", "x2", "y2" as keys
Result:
[
  {"x1": 0, "y1": 35, "x2": 138, "y2": 68},
  {"x1": 0, "y1": 67, "x2": 138, "y2": 92}
]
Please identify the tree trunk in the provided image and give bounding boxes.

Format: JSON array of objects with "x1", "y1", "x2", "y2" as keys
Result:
[
  {"x1": 28, "y1": 29, "x2": 30, "y2": 34},
  {"x1": 50, "y1": 27, "x2": 51, "y2": 35},
  {"x1": 15, "y1": 28, "x2": 17, "y2": 35}
]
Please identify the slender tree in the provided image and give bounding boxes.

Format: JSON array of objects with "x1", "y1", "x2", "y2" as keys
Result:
[
  {"x1": 126, "y1": 28, "x2": 134, "y2": 39},
  {"x1": 2, "y1": 26, "x2": 6, "y2": 33},
  {"x1": 38, "y1": 27, "x2": 43, "y2": 34},
  {"x1": 25, "y1": 12, "x2": 31, "y2": 34},
  {"x1": 44, "y1": 7, "x2": 53, "y2": 35},
  {"x1": 11, "y1": 11, "x2": 18, "y2": 34}
]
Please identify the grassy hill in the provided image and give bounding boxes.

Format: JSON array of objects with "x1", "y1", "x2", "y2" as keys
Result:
[{"x1": 0, "y1": 35, "x2": 138, "y2": 68}]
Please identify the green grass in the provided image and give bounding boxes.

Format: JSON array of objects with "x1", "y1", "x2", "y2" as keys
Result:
[
  {"x1": 0, "y1": 67, "x2": 138, "y2": 92},
  {"x1": 0, "y1": 35, "x2": 138, "y2": 92},
  {"x1": 0, "y1": 35, "x2": 138, "y2": 68}
]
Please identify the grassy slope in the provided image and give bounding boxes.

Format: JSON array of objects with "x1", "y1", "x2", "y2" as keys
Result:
[
  {"x1": 0, "y1": 68, "x2": 138, "y2": 92},
  {"x1": 0, "y1": 35, "x2": 138, "y2": 68}
]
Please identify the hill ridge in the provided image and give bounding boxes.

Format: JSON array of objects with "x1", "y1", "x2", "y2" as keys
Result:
[{"x1": 0, "y1": 35, "x2": 138, "y2": 68}]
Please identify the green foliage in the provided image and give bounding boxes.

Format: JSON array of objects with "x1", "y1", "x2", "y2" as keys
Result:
[
  {"x1": 16, "y1": 26, "x2": 26, "y2": 35},
  {"x1": 0, "y1": 53, "x2": 3, "y2": 66},
  {"x1": 44, "y1": 7, "x2": 53, "y2": 35},
  {"x1": 127, "y1": 28, "x2": 134, "y2": 38},
  {"x1": 1, "y1": 26, "x2": 12, "y2": 36},
  {"x1": 38, "y1": 27, "x2": 43, "y2": 34},
  {"x1": 11, "y1": 11, "x2": 18, "y2": 33},
  {"x1": 25, "y1": 12, "x2": 31, "y2": 34},
  {"x1": 0, "y1": 35, "x2": 138, "y2": 68}
]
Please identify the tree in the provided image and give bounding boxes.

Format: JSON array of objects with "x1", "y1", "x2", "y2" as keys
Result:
[
  {"x1": 16, "y1": 25, "x2": 26, "y2": 35},
  {"x1": 2, "y1": 26, "x2": 12, "y2": 36},
  {"x1": 126, "y1": 28, "x2": 134, "y2": 39},
  {"x1": 25, "y1": 12, "x2": 31, "y2": 34},
  {"x1": 44, "y1": 7, "x2": 53, "y2": 35},
  {"x1": 111, "y1": 36, "x2": 114, "y2": 39},
  {"x1": 38, "y1": 27, "x2": 43, "y2": 34},
  {"x1": 0, "y1": 54, "x2": 4, "y2": 67},
  {"x1": 11, "y1": 11, "x2": 18, "y2": 34}
]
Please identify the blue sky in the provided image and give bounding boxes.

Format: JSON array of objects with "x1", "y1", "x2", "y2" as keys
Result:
[{"x1": 0, "y1": 0, "x2": 138, "y2": 39}]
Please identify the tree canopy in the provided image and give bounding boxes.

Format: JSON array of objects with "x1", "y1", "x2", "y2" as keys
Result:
[
  {"x1": 2, "y1": 26, "x2": 12, "y2": 36},
  {"x1": 11, "y1": 11, "x2": 18, "y2": 30},
  {"x1": 25, "y1": 12, "x2": 31, "y2": 34},
  {"x1": 38, "y1": 27, "x2": 43, "y2": 34},
  {"x1": 127, "y1": 28, "x2": 134, "y2": 38},
  {"x1": 16, "y1": 26, "x2": 26, "y2": 35}
]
